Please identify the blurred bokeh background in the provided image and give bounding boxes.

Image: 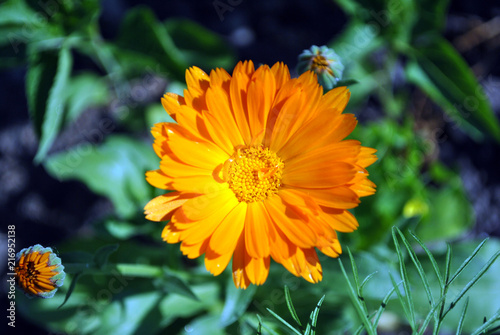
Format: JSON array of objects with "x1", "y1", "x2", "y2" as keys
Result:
[{"x1": 1, "y1": 0, "x2": 500, "y2": 334}]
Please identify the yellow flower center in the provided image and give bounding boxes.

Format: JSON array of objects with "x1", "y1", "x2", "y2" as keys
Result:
[
  {"x1": 312, "y1": 55, "x2": 334, "y2": 75},
  {"x1": 224, "y1": 146, "x2": 284, "y2": 202}
]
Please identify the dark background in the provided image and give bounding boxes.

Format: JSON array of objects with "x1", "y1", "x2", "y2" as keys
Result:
[{"x1": 1, "y1": 0, "x2": 500, "y2": 333}]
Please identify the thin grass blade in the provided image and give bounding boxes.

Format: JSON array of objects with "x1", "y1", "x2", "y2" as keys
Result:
[
  {"x1": 470, "y1": 308, "x2": 500, "y2": 335},
  {"x1": 266, "y1": 308, "x2": 302, "y2": 335},
  {"x1": 416, "y1": 294, "x2": 447, "y2": 335},
  {"x1": 409, "y1": 231, "x2": 444, "y2": 286},
  {"x1": 455, "y1": 297, "x2": 469, "y2": 335},
  {"x1": 389, "y1": 273, "x2": 412, "y2": 326},
  {"x1": 338, "y1": 258, "x2": 377, "y2": 335},
  {"x1": 396, "y1": 228, "x2": 435, "y2": 307},
  {"x1": 448, "y1": 239, "x2": 488, "y2": 286},
  {"x1": 444, "y1": 251, "x2": 500, "y2": 317},
  {"x1": 359, "y1": 271, "x2": 378, "y2": 298},
  {"x1": 392, "y1": 227, "x2": 416, "y2": 331},
  {"x1": 372, "y1": 286, "x2": 397, "y2": 328},
  {"x1": 304, "y1": 295, "x2": 325, "y2": 335},
  {"x1": 284, "y1": 285, "x2": 303, "y2": 328}
]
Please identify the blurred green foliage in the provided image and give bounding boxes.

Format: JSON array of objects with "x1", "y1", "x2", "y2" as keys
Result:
[{"x1": 2, "y1": 0, "x2": 499, "y2": 333}]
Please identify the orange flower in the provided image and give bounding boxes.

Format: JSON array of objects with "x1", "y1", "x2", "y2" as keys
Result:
[{"x1": 145, "y1": 61, "x2": 377, "y2": 288}]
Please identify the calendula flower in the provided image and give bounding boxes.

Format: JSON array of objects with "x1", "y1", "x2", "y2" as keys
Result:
[
  {"x1": 145, "y1": 60, "x2": 376, "y2": 288},
  {"x1": 15, "y1": 244, "x2": 65, "y2": 298},
  {"x1": 297, "y1": 45, "x2": 344, "y2": 90}
]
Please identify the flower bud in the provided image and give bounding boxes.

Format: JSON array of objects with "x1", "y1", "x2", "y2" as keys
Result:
[{"x1": 297, "y1": 45, "x2": 344, "y2": 90}]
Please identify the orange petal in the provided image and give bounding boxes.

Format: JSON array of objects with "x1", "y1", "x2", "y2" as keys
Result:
[
  {"x1": 244, "y1": 201, "x2": 271, "y2": 258},
  {"x1": 270, "y1": 61, "x2": 291, "y2": 91},
  {"x1": 165, "y1": 124, "x2": 229, "y2": 170},
  {"x1": 315, "y1": 86, "x2": 350, "y2": 117},
  {"x1": 232, "y1": 234, "x2": 251, "y2": 289},
  {"x1": 294, "y1": 187, "x2": 360, "y2": 209},
  {"x1": 282, "y1": 162, "x2": 358, "y2": 188},
  {"x1": 357, "y1": 146, "x2": 378, "y2": 168},
  {"x1": 209, "y1": 202, "x2": 247, "y2": 255},
  {"x1": 286, "y1": 140, "x2": 362, "y2": 169},
  {"x1": 180, "y1": 239, "x2": 209, "y2": 259},
  {"x1": 146, "y1": 169, "x2": 173, "y2": 190},
  {"x1": 229, "y1": 71, "x2": 252, "y2": 144},
  {"x1": 177, "y1": 189, "x2": 237, "y2": 222},
  {"x1": 318, "y1": 238, "x2": 342, "y2": 258},
  {"x1": 204, "y1": 85, "x2": 245, "y2": 151},
  {"x1": 245, "y1": 255, "x2": 270, "y2": 285},
  {"x1": 204, "y1": 247, "x2": 233, "y2": 276},
  {"x1": 278, "y1": 113, "x2": 358, "y2": 161},
  {"x1": 264, "y1": 195, "x2": 317, "y2": 249},
  {"x1": 145, "y1": 192, "x2": 198, "y2": 222},
  {"x1": 247, "y1": 65, "x2": 276, "y2": 142},
  {"x1": 319, "y1": 207, "x2": 359, "y2": 233}
]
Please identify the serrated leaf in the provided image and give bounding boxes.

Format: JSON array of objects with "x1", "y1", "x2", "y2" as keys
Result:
[
  {"x1": 407, "y1": 38, "x2": 500, "y2": 142},
  {"x1": 93, "y1": 244, "x2": 119, "y2": 269}
]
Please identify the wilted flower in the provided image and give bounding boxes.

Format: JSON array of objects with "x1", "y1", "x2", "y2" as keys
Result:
[
  {"x1": 145, "y1": 60, "x2": 376, "y2": 288},
  {"x1": 15, "y1": 244, "x2": 65, "y2": 298},
  {"x1": 297, "y1": 45, "x2": 344, "y2": 90}
]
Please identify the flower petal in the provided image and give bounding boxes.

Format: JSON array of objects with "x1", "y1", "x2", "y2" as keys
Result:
[
  {"x1": 145, "y1": 192, "x2": 198, "y2": 222},
  {"x1": 245, "y1": 201, "x2": 271, "y2": 258},
  {"x1": 282, "y1": 161, "x2": 358, "y2": 188},
  {"x1": 264, "y1": 195, "x2": 317, "y2": 248}
]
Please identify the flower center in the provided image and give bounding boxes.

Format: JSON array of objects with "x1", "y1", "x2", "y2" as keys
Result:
[
  {"x1": 15, "y1": 253, "x2": 56, "y2": 294},
  {"x1": 224, "y1": 146, "x2": 284, "y2": 202},
  {"x1": 311, "y1": 55, "x2": 334, "y2": 75}
]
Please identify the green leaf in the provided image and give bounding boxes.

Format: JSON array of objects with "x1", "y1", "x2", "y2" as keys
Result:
[
  {"x1": 164, "y1": 18, "x2": 235, "y2": 71},
  {"x1": 44, "y1": 135, "x2": 158, "y2": 218},
  {"x1": 26, "y1": 45, "x2": 73, "y2": 163},
  {"x1": 407, "y1": 38, "x2": 500, "y2": 142},
  {"x1": 159, "y1": 283, "x2": 220, "y2": 321},
  {"x1": 96, "y1": 292, "x2": 163, "y2": 335},
  {"x1": 58, "y1": 271, "x2": 84, "y2": 309},
  {"x1": 115, "y1": 6, "x2": 186, "y2": 81},
  {"x1": 0, "y1": 0, "x2": 39, "y2": 26},
  {"x1": 220, "y1": 279, "x2": 257, "y2": 327},
  {"x1": 163, "y1": 273, "x2": 199, "y2": 302},
  {"x1": 182, "y1": 315, "x2": 225, "y2": 335},
  {"x1": 416, "y1": 185, "x2": 473, "y2": 242},
  {"x1": 413, "y1": 0, "x2": 450, "y2": 34},
  {"x1": 63, "y1": 73, "x2": 109, "y2": 123},
  {"x1": 93, "y1": 244, "x2": 119, "y2": 269}
]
